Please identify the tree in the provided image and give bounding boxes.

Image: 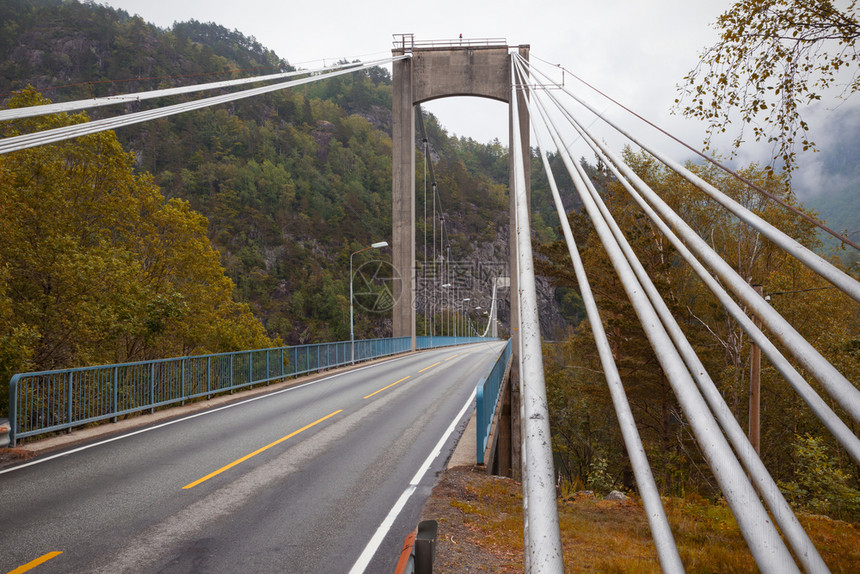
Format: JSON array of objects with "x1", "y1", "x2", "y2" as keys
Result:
[
  {"x1": 676, "y1": 0, "x2": 860, "y2": 174},
  {"x1": 779, "y1": 433, "x2": 860, "y2": 521},
  {"x1": 0, "y1": 89, "x2": 273, "y2": 396},
  {"x1": 537, "y1": 151, "x2": 860, "y2": 502}
]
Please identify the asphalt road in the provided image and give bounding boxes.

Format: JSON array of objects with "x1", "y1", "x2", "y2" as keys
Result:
[{"x1": 0, "y1": 341, "x2": 506, "y2": 574}]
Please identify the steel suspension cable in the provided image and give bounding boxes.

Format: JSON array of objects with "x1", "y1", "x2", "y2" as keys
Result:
[
  {"x1": 510, "y1": 57, "x2": 564, "y2": 573},
  {"x1": 530, "y1": 54, "x2": 860, "y2": 253},
  {"x1": 417, "y1": 106, "x2": 453, "y2": 337},
  {"x1": 523, "y1": 58, "x2": 860, "y2": 305},
  {"x1": 0, "y1": 56, "x2": 408, "y2": 156},
  {"x1": 527, "y1": 74, "x2": 834, "y2": 572},
  {"x1": 520, "y1": 55, "x2": 860, "y2": 425},
  {"x1": 541, "y1": 80, "x2": 860, "y2": 469},
  {"x1": 515, "y1": 59, "x2": 685, "y2": 574},
  {"x1": 0, "y1": 63, "x2": 340, "y2": 121},
  {"x1": 524, "y1": 60, "x2": 799, "y2": 574}
]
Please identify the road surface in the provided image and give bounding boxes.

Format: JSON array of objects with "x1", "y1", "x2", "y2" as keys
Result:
[{"x1": 0, "y1": 341, "x2": 505, "y2": 573}]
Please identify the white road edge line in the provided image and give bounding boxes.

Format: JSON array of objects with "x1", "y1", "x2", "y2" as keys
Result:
[
  {"x1": 0, "y1": 352, "x2": 431, "y2": 476},
  {"x1": 348, "y1": 386, "x2": 477, "y2": 574}
]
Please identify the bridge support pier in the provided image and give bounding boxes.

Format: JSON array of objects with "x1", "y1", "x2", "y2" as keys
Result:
[
  {"x1": 392, "y1": 54, "x2": 416, "y2": 350},
  {"x1": 391, "y1": 38, "x2": 529, "y2": 477}
]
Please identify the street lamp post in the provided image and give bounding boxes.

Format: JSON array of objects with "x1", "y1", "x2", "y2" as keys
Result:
[
  {"x1": 350, "y1": 241, "x2": 388, "y2": 364},
  {"x1": 441, "y1": 283, "x2": 452, "y2": 336}
]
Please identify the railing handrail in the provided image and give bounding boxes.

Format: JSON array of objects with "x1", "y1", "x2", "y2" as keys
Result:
[
  {"x1": 391, "y1": 35, "x2": 508, "y2": 51},
  {"x1": 7, "y1": 335, "x2": 499, "y2": 446},
  {"x1": 9, "y1": 336, "x2": 407, "y2": 378},
  {"x1": 476, "y1": 339, "x2": 513, "y2": 464}
]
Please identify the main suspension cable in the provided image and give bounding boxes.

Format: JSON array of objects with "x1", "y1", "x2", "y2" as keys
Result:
[
  {"x1": 515, "y1": 57, "x2": 685, "y2": 574},
  {"x1": 524, "y1": 59, "x2": 799, "y2": 573},
  {"x1": 526, "y1": 65, "x2": 836, "y2": 573},
  {"x1": 530, "y1": 53, "x2": 860, "y2": 252},
  {"x1": 0, "y1": 56, "x2": 407, "y2": 155},
  {"x1": 524, "y1": 57, "x2": 860, "y2": 304}
]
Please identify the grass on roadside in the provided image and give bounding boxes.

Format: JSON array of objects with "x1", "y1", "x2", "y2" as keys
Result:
[{"x1": 434, "y1": 467, "x2": 860, "y2": 572}]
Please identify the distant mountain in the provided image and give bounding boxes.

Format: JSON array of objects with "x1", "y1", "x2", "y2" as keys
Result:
[{"x1": 793, "y1": 106, "x2": 860, "y2": 257}]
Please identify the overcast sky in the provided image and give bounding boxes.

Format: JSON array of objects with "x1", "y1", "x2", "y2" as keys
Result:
[{"x1": 101, "y1": 0, "x2": 856, "y2": 198}]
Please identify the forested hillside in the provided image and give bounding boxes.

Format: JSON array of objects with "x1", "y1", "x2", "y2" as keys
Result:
[{"x1": 0, "y1": 0, "x2": 539, "y2": 387}]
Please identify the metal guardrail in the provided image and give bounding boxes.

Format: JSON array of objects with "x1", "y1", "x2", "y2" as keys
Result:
[
  {"x1": 7, "y1": 337, "x2": 414, "y2": 446},
  {"x1": 475, "y1": 339, "x2": 513, "y2": 464},
  {"x1": 394, "y1": 519, "x2": 438, "y2": 574},
  {"x1": 416, "y1": 336, "x2": 493, "y2": 350},
  {"x1": 7, "y1": 336, "x2": 500, "y2": 446},
  {"x1": 392, "y1": 34, "x2": 508, "y2": 52}
]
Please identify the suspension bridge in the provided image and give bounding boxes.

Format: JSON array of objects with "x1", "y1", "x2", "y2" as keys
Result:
[{"x1": 1, "y1": 35, "x2": 859, "y2": 574}]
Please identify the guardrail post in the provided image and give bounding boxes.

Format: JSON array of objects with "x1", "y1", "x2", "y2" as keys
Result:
[
  {"x1": 249, "y1": 351, "x2": 253, "y2": 389},
  {"x1": 476, "y1": 381, "x2": 486, "y2": 464},
  {"x1": 229, "y1": 354, "x2": 234, "y2": 394},
  {"x1": 111, "y1": 367, "x2": 118, "y2": 423},
  {"x1": 181, "y1": 359, "x2": 186, "y2": 405},
  {"x1": 150, "y1": 363, "x2": 157, "y2": 413},
  {"x1": 415, "y1": 520, "x2": 438, "y2": 574},
  {"x1": 9, "y1": 375, "x2": 18, "y2": 447},
  {"x1": 66, "y1": 371, "x2": 73, "y2": 431}
]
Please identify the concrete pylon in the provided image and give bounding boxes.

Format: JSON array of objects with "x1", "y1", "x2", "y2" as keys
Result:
[
  {"x1": 392, "y1": 54, "x2": 416, "y2": 350},
  {"x1": 391, "y1": 37, "x2": 529, "y2": 476}
]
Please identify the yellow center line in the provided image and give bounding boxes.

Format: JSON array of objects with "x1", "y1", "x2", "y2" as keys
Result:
[
  {"x1": 444, "y1": 354, "x2": 459, "y2": 361},
  {"x1": 363, "y1": 376, "x2": 410, "y2": 399},
  {"x1": 8, "y1": 551, "x2": 63, "y2": 574},
  {"x1": 418, "y1": 362, "x2": 440, "y2": 373},
  {"x1": 182, "y1": 410, "x2": 342, "y2": 490}
]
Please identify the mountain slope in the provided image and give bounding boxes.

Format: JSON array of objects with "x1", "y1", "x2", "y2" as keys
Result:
[{"x1": 0, "y1": 0, "x2": 531, "y2": 346}]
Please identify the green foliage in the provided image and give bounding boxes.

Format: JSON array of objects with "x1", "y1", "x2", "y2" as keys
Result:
[
  {"x1": 0, "y1": 0, "x2": 517, "y2": 351},
  {"x1": 779, "y1": 434, "x2": 860, "y2": 521},
  {"x1": 538, "y1": 150, "x2": 860, "y2": 513},
  {"x1": 0, "y1": 89, "x2": 273, "y2": 411},
  {"x1": 585, "y1": 456, "x2": 614, "y2": 495}
]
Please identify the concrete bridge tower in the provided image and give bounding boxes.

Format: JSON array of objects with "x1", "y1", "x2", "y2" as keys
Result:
[{"x1": 391, "y1": 36, "x2": 529, "y2": 475}]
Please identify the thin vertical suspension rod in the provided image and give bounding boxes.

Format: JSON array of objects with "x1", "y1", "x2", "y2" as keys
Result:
[
  {"x1": 530, "y1": 76, "x2": 799, "y2": 574},
  {"x1": 423, "y1": 126, "x2": 429, "y2": 336},
  {"x1": 510, "y1": 57, "x2": 564, "y2": 573},
  {"x1": 533, "y1": 86, "x2": 832, "y2": 572},
  {"x1": 518, "y1": 61, "x2": 685, "y2": 573}
]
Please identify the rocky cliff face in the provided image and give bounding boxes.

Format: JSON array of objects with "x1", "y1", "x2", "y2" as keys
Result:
[{"x1": 438, "y1": 226, "x2": 567, "y2": 341}]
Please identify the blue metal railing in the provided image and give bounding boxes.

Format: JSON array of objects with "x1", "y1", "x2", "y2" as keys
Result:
[
  {"x1": 7, "y1": 336, "x2": 500, "y2": 446},
  {"x1": 7, "y1": 337, "x2": 416, "y2": 446},
  {"x1": 416, "y1": 336, "x2": 491, "y2": 349},
  {"x1": 475, "y1": 338, "x2": 513, "y2": 464}
]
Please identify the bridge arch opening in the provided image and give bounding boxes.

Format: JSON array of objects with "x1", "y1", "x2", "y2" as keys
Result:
[{"x1": 390, "y1": 40, "x2": 529, "y2": 350}]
